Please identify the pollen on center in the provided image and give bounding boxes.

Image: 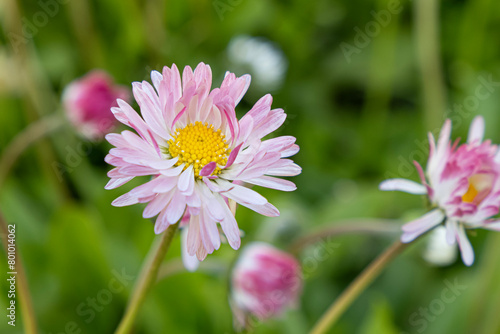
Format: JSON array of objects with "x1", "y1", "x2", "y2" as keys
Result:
[
  {"x1": 462, "y1": 182, "x2": 478, "y2": 203},
  {"x1": 462, "y1": 173, "x2": 493, "y2": 204},
  {"x1": 166, "y1": 122, "x2": 230, "y2": 179}
]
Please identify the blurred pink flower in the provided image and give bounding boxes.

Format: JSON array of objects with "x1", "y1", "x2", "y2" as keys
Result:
[
  {"x1": 380, "y1": 116, "x2": 500, "y2": 265},
  {"x1": 63, "y1": 70, "x2": 129, "y2": 139},
  {"x1": 231, "y1": 243, "x2": 302, "y2": 323},
  {"x1": 105, "y1": 63, "x2": 301, "y2": 261}
]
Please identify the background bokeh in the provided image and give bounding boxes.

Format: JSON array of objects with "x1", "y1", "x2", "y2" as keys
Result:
[{"x1": 1, "y1": 0, "x2": 500, "y2": 333}]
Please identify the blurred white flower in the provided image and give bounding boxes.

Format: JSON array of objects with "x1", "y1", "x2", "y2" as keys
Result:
[
  {"x1": 422, "y1": 226, "x2": 458, "y2": 266},
  {"x1": 227, "y1": 35, "x2": 287, "y2": 91}
]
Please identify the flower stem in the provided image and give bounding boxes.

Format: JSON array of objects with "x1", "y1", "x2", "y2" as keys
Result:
[
  {"x1": 288, "y1": 219, "x2": 401, "y2": 255},
  {"x1": 309, "y1": 240, "x2": 409, "y2": 334},
  {"x1": 156, "y1": 258, "x2": 228, "y2": 283},
  {"x1": 0, "y1": 114, "x2": 65, "y2": 190},
  {"x1": 0, "y1": 211, "x2": 38, "y2": 334},
  {"x1": 115, "y1": 222, "x2": 179, "y2": 334},
  {"x1": 415, "y1": 0, "x2": 446, "y2": 131}
]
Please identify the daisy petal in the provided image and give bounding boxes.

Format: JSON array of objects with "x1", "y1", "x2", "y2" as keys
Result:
[
  {"x1": 105, "y1": 177, "x2": 134, "y2": 190},
  {"x1": 245, "y1": 176, "x2": 296, "y2": 192},
  {"x1": 401, "y1": 209, "x2": 445, "y2": 236},
  {"x1": 456, "y1": 224, "x2": 475, "y2": 266},
  {"x1": 181, "y1": 228, "x2": 200, "y2": 272},
  {"x1": 467, "y1": 116, "x2": 484, "y2": 144},
  {"x1": 178, "y1": 165, "x2": 195, "y2": 194},
  {"x1": 244, "y1": 202, "x2": 280, "y2": 217},
  {"x1": 481, "y1": 220, "x2": 500, "y2": 231},
  {"x1": 112, "y1": 192, "x2": 139, "y2": 207},
  {"x1": 379, "y1": 179, "x2": 427, "y2": 195},
  {"x1": 200, "y1": 162, "x2": 217, "y2": 177},
  {"x1": 445, "y1": 220, "x2": 457, "y2": 245}
]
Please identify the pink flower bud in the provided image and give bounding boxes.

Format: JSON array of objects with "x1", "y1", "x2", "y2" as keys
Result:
[
  {"x1": 231, "y1": 242, "x2": 302, "y2": 323},
  {"x1": 63, "y1": 70, "x2": 129, "y2": 139}
]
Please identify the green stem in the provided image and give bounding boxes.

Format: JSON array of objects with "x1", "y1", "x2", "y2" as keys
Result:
[
  {"x1": 0, "y1": 114, "x2": 65, "y2": 191},
  {"x1": 0, "y1": 210, "x2": 38, "y2": 334},
  {"x1": 155, "y1": 258, "x2": 228, "y2": 283},
  {"x1": 309, "y1": 240, "x2": 408, "y2": 334},
  {"x1": 415, "y1": 0, "x2": 447, "y2": 131},
  {"x1": 115, "y1": 222, "x2": 179, "y2": 334},
  {"x1": 288, "y1": 219, "x2": 401, "y2": 255}
]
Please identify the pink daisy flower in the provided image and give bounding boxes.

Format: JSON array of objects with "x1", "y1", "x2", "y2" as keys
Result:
[
  {"x1": 63, "y1": 70, "x2": 129, "y2": 139},
  {"x1": 105, "y1": 63, "x2": 301, "y2": 261},
  {"x1": 231, "y1": 242, "x2": 302, "y2": 324},
  {"x1": 380, "y1": 116, "x2": 500, "y2": 265}
]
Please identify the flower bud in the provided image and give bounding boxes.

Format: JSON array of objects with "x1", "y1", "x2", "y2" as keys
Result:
[
  {"x1": 422, "y1": 226, "x2": 458, "y2": 266},
  {"x1": 63, "y1": 70, "x2": 129, "y2": 139},
  {"x1": 231, "y1": 242, "x2": 302, "y2": 323}
]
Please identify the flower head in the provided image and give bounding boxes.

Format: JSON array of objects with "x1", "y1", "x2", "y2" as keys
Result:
[
  {"x1": 231, "y1": 242, "x2": 302, "y2": 323},
  {"x1": 380, "y1": 116, "x2": 500, "y2": 265},
  {"x1": 63, "y1": 70, "x2": 129, "y2": 139},
  {"x1": 105, "y1": 63, "x2": 301, "y2": 261}
]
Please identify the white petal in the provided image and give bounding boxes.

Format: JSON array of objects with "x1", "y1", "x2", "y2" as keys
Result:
[
  {"x1": 178, "y1": 165, "x2": 195, "y2": 195},
  {"x1": 166, "y1": 192, "x2": 186, "y2": 225},
  {"x1": 143, "y1": 193, "x2": 172, "y2": 218},
  {"x1": 160, "y1": 165, "x2": 184, "y2": 177},
  {"x1": 243, "y1": 202, "x2": 280, "y2": 217},
  {"x1": 111, "y1": 192, "x2": 139, "y2": 207},
  {"x1": 456, "y1": 224, "x2": 475, "y2": 266},
  {"x1": 234, "y1": 74, "x2": 251, "y2": 105},
  {"x1": 105, "y1": 177, "x2": 134, "y2": 190},
  {"x1": 120, "y1": 165, "x2": 158, "y2": 176},
  {"x1": 181, "y1": 228, "x2": 200, "y2": 272},
  {"x1": 245, "y1": 176, "x2": 296, "y2": 192},
  {"x1": 215, "y1": 195, "x2": 241, "y2": 250},
  {"x1": 401, "y1": 231, "x2": 422, "y2": 243},
  {"x1": 152, "y1": 176, "x2": 178, "y2": 193},
  {"x1": 196, "y1": 182, "x2": 226, "y2": 221},
  {"x1": 266, "y1": 162, "x2": 302, "y2": 177},
  {"x1": 154, "y1": 209, "x2": 169, "y2": 234},
  {"x1": 379, "y1": 179, "x2": 427, "y2": 195},
  {"x1": 186, "y1": 190, "x2": 201, "y2": 208},
  {"x1": 402, "y1": 209, "x2": 445, "y2": 233},
  {"x1": 132, "y1": 82, "x2": 168, "y2": 138},
  {"x1": 467, "y1": 116, "x2": 485, "y2": 144},
  {"x1": 253, "y1": 110, "x2": 286, "y2": 140},
  {"x1": 430, "y1": 119, "x2": 451, "y2": 174},
  {"x1": 495, "y1": 150, "x2": 500, "y2": 163},
  {"x1": 198, "y1": 210, "x2": 216, "y2": 253},
  {"x1": 203, "y1": 211, "x2": 221, "y2": 251},
  {"x1": 196, "y1": 243, "x2": 208, "y2": 261},
  {"x1": 445, "y1": 220, "x2": 457, "y2": 245},
  {"x1": 151, "y1": 70, "x2": 163, "y2": 92},
  {"x1": 147, "y1": 158, "x2": 178, "y2": 170},
  {"x1": 281, "y1": 144, "x2": 299, "y2": 158},
  {"x1": 219, "y1": 182, "x2": 268, "y2": 206},
  {"x1": 186, "y1": 215, "x2": 201, "y2": 255},
  {"x1": 482, "y1": 220, "x2": 500, "y2": 231}
]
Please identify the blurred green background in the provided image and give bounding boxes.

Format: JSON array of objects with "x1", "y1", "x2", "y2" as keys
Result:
[{"x1": 1, "y1": 0, "x2": 500, "y2": 333}]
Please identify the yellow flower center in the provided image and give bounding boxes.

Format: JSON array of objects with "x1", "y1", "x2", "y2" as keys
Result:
[
  {"x1": 166, "y1": 122, "x2": 230, "y2": 179},
  {"x1": 462, "y1": 183, "x2": 478, "y2": 203},
  {"x1": 462, "y1": 173, "x2": 493, "y2": 204}
]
